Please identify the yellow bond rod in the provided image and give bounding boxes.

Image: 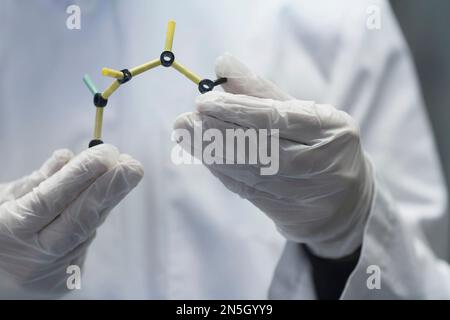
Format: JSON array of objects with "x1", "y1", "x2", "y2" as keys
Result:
[
  {"x1": 101, "y1": 80, "x2": 121, "y2": 99},
  {"x1": 164, "y1": 20, "x2": 176, "y2": 51},
  {"x1": 172, "y1": 61, "x2": 201, "y2": 85},
  {"x1": 102, "y1": 68, "x2": 123, "y2": 79},
  {"x1": 94, "y1": 107, "x2": 104, "y2": 139},
  {"x1": 130, "y1": 59, "x2": 161, "y2": 77}
]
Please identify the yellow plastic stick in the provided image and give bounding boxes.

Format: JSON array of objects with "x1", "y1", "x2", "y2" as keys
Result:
[
  {"x1": 94, "y1": 107, "x2": 104, "y2": 139},
  {"x1": 172, "y1": 61, "x2": 201, "y2": 85},
  {"x1": 164, "y1": 20, "x2": 176, "y2": 51},
  {"x1": 102, "y1": 68, "x2": 123, "y2": 79},
  {"x1": 129, "y1": 59, "x2": 161, "y2": 77},
  {"x1": 102, "y1": 80, "x2": 121, "y2": 99},
  {"x1": 85, "y1": 20, "x2": 221, "y2": 148}
]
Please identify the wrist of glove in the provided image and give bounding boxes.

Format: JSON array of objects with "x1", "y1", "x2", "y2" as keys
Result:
[
  {"x1": 0, "y1": 145, "x2": 143, "y2": 298},
  {"x1": 174, "y1": 53, "x2": 374, "y2": 259}
]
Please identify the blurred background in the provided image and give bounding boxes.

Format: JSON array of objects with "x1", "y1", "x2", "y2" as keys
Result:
[{"x1": 391, "y1": 0, "x2": 450, "y2": 190}]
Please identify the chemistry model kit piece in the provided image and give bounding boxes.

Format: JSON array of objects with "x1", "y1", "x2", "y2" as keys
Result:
[{"x1": 83, "y1": 20, "x2": 227, "y2": 148}]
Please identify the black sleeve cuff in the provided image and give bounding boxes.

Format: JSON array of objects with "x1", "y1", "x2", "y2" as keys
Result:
[{"x1": 302, "y1": 244, "x2": 361, "y2": 300}]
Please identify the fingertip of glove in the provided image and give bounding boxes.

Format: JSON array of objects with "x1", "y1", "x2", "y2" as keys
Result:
[
  {"x1": 214, "y1": 53, "x2": 261, "y2": 96},
  {"x1": 195, "y1": 91, "x2": 229, "y2": 114},
  {"x1": 75, "y1": 144, "x2": 120, "y2": 177},
  {"x1": 173, "y1": 112, "x2": 203, "y2": 131},
  {"x1": 40, "y1": 149, "x2": 74, "y2": 177},
  {"x1": 118, "y1": 154, "x2": 145, "y2": 179},
  {"x1": 214, "y1": 53, "x2": 229, "y2": 78},
  {"x1": 52, "y1": 149, "x2": 74, "y2": 163},
  {"x1": 90, "y1": 143, "x2": 119, "y2": 155},
  {"x1": 89, "y1": 144, "x2": 119, "y2": 163},
  {"x1": 196, "y1": 90, "x2": 217, "y2": 105},
  {"x1": 215, "y1": 53, "x2": 293, "y2": 101},
  {"x1": 214, "y1": 53, "x2": 248, "y2": 79},
  {"x1": 107, "y1": 158, "x2": 144, "y2": 192}
]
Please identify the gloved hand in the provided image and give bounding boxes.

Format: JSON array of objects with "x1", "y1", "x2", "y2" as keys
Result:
[
  {"x1": 0, "y1": 144, "x2": 143, "y2": 298},
  {"x1": 174, "y1": 54, "x2": 374, "y2": 259}
]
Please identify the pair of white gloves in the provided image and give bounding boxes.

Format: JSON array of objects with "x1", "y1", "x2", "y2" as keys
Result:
[{"x1": 0, "y1": 54, "x2": 374, "y2": 297}]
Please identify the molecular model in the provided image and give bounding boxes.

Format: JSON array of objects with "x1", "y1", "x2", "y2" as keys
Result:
[{"x1": 82, "y1": 20, "x2": 227, "y2": 148}]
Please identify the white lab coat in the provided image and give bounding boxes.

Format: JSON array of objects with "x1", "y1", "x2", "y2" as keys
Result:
[{"x1": 0, "y1": 0, "x2": 449, "y2": 299}]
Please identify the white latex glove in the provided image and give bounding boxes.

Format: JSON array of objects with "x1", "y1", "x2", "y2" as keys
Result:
[
  {"x1": 0, "y1": 144, "x2": 143, "y2": 298},
  {"x1": 174, "y1": 54, "x2": 374, "y2": 259}
]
